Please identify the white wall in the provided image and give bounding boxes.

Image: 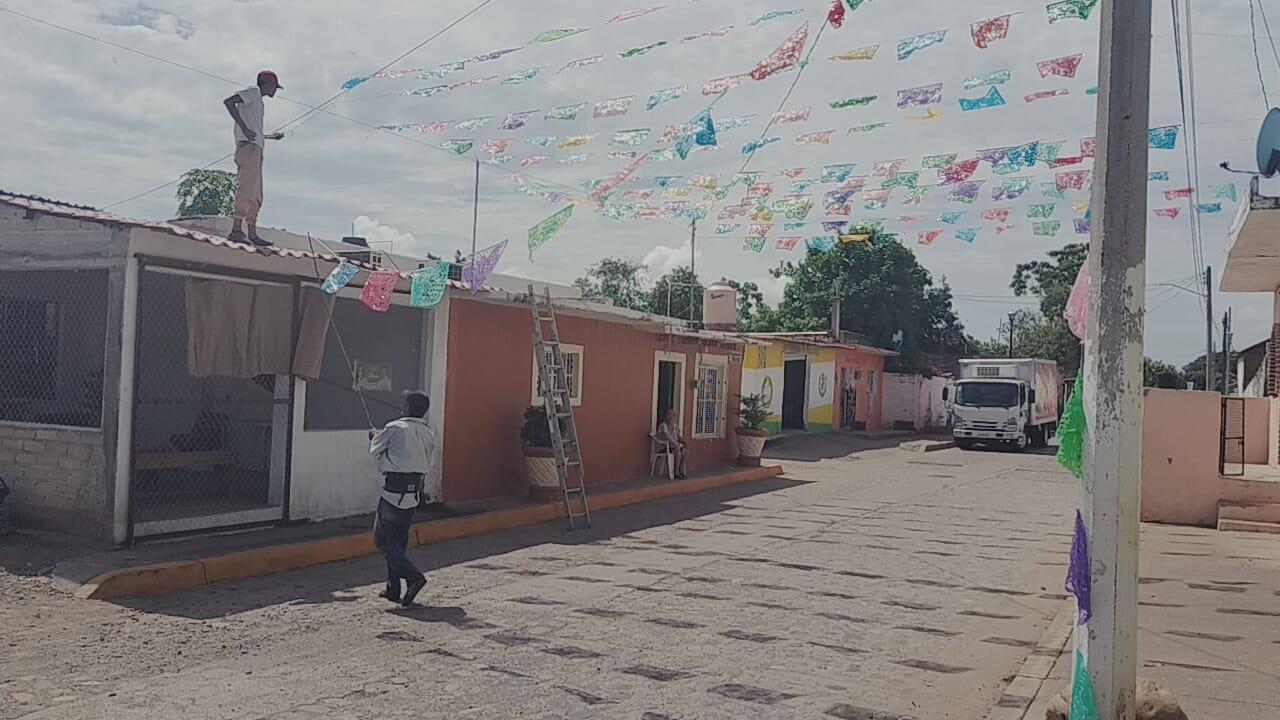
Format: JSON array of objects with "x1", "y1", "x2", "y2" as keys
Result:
[
  {"x1": 807, "y1": 360, "x2": 835, "y2": 419},
  {"x1": 882, "y1": 373, "x2": 919, "y2": 428}
]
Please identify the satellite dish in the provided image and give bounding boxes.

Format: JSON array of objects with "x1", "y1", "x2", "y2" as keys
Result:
[{"x1": 1256, "y1": 107, "x2": 1280, "y2": 177}]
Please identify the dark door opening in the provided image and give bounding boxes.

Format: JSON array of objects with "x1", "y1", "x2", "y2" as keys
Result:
[
  {"x1": 782, "y1": 359, "x2": 807, "y2": 430},
  {"x1": 656, "y1": 360, "x2": 679, "y2": 430}
]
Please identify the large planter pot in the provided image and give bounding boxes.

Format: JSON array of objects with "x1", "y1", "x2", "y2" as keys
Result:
[
  {"x1": 735, "y1": 427, "x2": 769, "y2": 467},
  {"x1": 524, "y1": 446, "x2": 561, "y2": 501}
]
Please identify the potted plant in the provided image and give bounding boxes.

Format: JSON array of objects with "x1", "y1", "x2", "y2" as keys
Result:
[
  {"x1": 521, "y1": 405, "x2": 561, "y2": 501},
  {"x1": 735, "y1": 393, "x2": 771, "y2": 467}
]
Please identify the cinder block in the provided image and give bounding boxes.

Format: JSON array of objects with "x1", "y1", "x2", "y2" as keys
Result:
[
  {"x1": 21, "y1": 440, "x2": 45, "y2": 453},
  {"x1": 34, "y1": 430, "x2": 59, "y2": 441},
  {"x1": 57, "y1": 457, "x2": 83, "y2": 470},
  {"x1": 15, "y1": 453, "x2": 39, "y2": 465}
]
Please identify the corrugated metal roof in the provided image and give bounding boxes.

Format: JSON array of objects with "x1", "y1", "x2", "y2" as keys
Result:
[
  {"x1": 743, "y1": 332, "x2": 898, "y2": 357},
  {"x1": 0, "y1": 190, "x2": 482, "y2": 291}
]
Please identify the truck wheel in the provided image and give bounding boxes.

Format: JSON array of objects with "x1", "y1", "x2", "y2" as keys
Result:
[
  {"x1": 956, "y1": 439, "x2": 974, "y2": 450},
  {"x1": 1030, "y1": 426, "x2": 1046, "y2": 448}
]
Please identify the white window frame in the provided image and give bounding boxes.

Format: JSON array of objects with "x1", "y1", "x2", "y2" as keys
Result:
[
  {"x1": 531, "y1": 343, "x2": 584, "y2": 407},
  {"x1": 693, "y1": 353, "x2": 729, "y2": 440},
  {"x1": 651, "y1": 351, "x2": 686, "y2": 431}
]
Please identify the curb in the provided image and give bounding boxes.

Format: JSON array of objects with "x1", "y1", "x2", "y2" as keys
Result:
[
  {"x1": 983, "y1": 601, "x2": 1074, "y2": 720},
  {"x1": 900, "y1": 439, "x2": 956, "y2": 453},
  {"x1": 77, "y1": 465, "x2": 785, "y2": 601}
]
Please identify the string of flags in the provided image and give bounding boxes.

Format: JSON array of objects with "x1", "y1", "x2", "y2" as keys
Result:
[{"x1": 318, "y1": 238, "x2": 510, "y2": 312}]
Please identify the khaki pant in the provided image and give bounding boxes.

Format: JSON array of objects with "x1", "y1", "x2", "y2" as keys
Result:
[{"x1": 232, "y1": 142, "x2": 264, "y2": 224}]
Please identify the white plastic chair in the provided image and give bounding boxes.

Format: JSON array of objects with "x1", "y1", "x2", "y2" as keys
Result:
[{"x1": 649, "y1": 432, "x2": 675, "y2": 479}]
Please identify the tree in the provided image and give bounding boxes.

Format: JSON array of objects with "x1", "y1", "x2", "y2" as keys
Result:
[
  {"x1": 1182, "y1": 354, "x2": 1229, "y2": 393},
  {"x1": 175, "y1": 169, "x2": 237, "y2": 217},
  {"x1": 770, "y1": 234, "x2": 968, "y2": 371},
  {"x1": 647, "y1": 266, "x2": 704, "y2": 321},
  {"x1": 723, "y1": 279, "x2": 776, "y2": 331},
  {"x1": 973, "y1": 309, "x2": 1058, "y2": 360},
  {"x1": 573, "y1": 257, "x2": 647, "y2": 310},
  {"x1": 1144, "y1": 358, "x2": 1185, "y2": 389},
  {"x1": 1009, "y1": 243, "x2": 1086, "y2": 376}
]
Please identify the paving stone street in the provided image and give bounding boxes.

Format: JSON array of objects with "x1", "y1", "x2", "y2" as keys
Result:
[{"x1": 2, "y1": 435, "x2": 1277, "y2": 719}]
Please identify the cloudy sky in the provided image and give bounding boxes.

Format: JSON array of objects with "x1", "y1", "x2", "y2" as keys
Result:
[{"x1": 3, "y1": 0, "x2": 1277, "y2": 365}]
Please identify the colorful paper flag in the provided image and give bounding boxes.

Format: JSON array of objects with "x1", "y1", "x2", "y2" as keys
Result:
[
  {"x1": 1048, "y1": 0, "x2": 1099, "y2": 23},
  {"x1": 773, "y1": 107, "x2": 812, "y2": 124},
  {"x1": 848, "y1": 122, "x2": 888, "y2": 133},
  {"x1": 1066, "y1": 510, "x2": 1093, "y2": 624},
  {"x1": 920, "y1": 153, "x2": 957, "y2": 169},
  {"x1": 898, "y1": 29, "x2": 948, "y2": 60},
  {"x1": 776, "y1": 236, "x2": 802, "y2": 251},
  {"x1": 959, "y1": 86, "x2": 1006, "y2": 111},
  {"x1": 560, "y1": 134, "x2": 596, "y2": 148},
  {"x1": 440, "y1": 139, "x2": 473, "y2": 155},
  {"x1": 824, "y1": 221, "x2": 850, "y2": 232},
  {"x1": 841, "y1": 233, "x2": 870, "y2": 243},
  {"x1": 982, "y1": 207, "x2": 1011, "y2": 222},
  {"x1": 883, "y1": 171, "x2": 920, "y2": 189},
  {"x1": 520, "y1": 154, "x2": 551, "y2": 167},
  {"x1": 821, "y1": 164, "x2": 857, "y2": 183},
  {"x1": 1027, "y1": 203, "x2": 1056, "y2": 218},
  {"x1": 470, "y1": 47, "x2": 522, "y2": 63},
  {"x1": 1038, "y1": 53, "x2": 1085, "y2": 78},
  {"x1": 715, "y1": 223, "x2": 740, "y2": 235},
  {"x1": 1042, "y1": 182, "x2": 1066, "y2": 199},
  {"x1": 594, "y1": 96, "x2": 636, "y2": 119},
  {"x1": 830, "y1": 95, "x2": 878, "y2": 109},
  {"x1": 528, "y1": 205, "x2": 575, "y2": 259},
  {"x1": 531, "y1": 27, "x2": 589, "y2": 43},
  {"x1": 1210, "y1": 183, "x2": 1237, "y2": 201},
  {"x1": 1148, "y1": 171, "x2": 1170, "y2": 182},
  {"x1": 964, "y1": 68, "x2": 1012, "y2": 89},
  {"x1": 608, "y1": 6, "x2": 665, "y2": 23},
  {"x1": 747, "y1": 223, "x2": 773, "y2": 237},
  {"x1": 1074, "y1": 218, "x2": 1091, "y2": 233},
  {"x1": 502, "y1": 67, "x2": 543, "y2": 86},
  {"x1": 830, "y1": 44, "x2": 879, "y2": 61},
  {"x1": 752, "y1": 9, "x2": 804, "y2": 25},
  {"x1": 620, "y1": 40, "x2": 667, "y2": 58},
  {"x1": 956, "y1": 227, "x2": 978, "y2": 243},
  {"x1": 402, "y1": 85, "x2": 448, "y2": 97},
  {"x1": 827, "y1": 0, "x2": 846, "y2": 27},
  {"x1": 360, "y1": 270, "x2": 400, "y2": 312},
  {"x1": 743, "y1": 236, "x2": 767, "y2": 253},
  {"x1": 863, "y1": 188, "x2": 892, "y2": 210},
  {"x1": 751, "y1": 22, "x2": 810, "y2": 81},
  {"x1": 499, "y1": 110, "x2": 536, "y2": 130},
  {"x1": 905, "y1": 107, "x2": 944, "y2": 121},
  {"x1": 1026, "y1": 89, "x2": 1070, "y2": 102},
  {"x1": 452, "y1": 116, "x2": 492, "y2": 131},
  {"x1": 743, "y1": 137, "x2": 780, "y2": 154},
  {"x1": 682, "y1": 25, "x2": 735, "y2": 42},
  {"x1": 939, "y1": 158, "x2": 981, "y2": 185},
  {"x1": 1163, "y1": 187, "x2": 1193, "y2": 200},
  {"x1": 703, "y1": 72, "x2": 751, "y2": 95},
  {"x1": 646, "y1": 85, "x2": 686, "y2": 111},
  {"x1": 796, "y1": 130, "x2": 834, "y2": 144},
  {"x1": 938, "y1": 212, "x2": 965, "y2": 224},
  {"x1": 898, "y1": 83, "x2": 944, "y2": 108},
  {"x1": 1080, "y1": 137, "x2": 1097, "y2": 157},
  {"x1": 918, "y1": 230, "x2": 942, "y2": 245},
  {"x1": 807, "y1": 235, "x2": 836, "y2": 251},
  {"x1": 449, "y1": 75, "x2": 498, "y2": 90},
  {"x1": 341, "y1": 76, "x2": 369, "y2": 90},
  {"x1": 971, "y1": 15, "x2": 1012, "y2": 49},
  {"x1": 559, "y1": 55, "x2": 604, "y2": 72},
  {"x1": 1154, "y1": 207, "x2": 1181, "y2": 218},
  {"x1": 1196, "y1": 203, "x2": 1222, "y2": 214},
  {"x1": 1149, "y1": 125, "x2": 1180, "y2": 149},
  {"x1": 1033, "y1": 220, "x2": 1062, "y2": 236},
  {"x1": 1057, "y1": 170, "x2": 1091, "y2": 191},
  {"x1": 949, "y1": 181, "x2": 984, "y2": 203},
  {"x1": 482, "y1": 138, "x2": 512, "y2": 156},
  {"x1": 321, "y1": 260, "x2": 360, "y2": 294},
  {"x1": 903, "y1": 185, "x2": 934, "y2": 205}
]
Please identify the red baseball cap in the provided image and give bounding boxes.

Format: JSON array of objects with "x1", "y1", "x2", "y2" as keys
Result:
[{"x1": 257, "y1": 70, "x2": 283, "y2": 88}]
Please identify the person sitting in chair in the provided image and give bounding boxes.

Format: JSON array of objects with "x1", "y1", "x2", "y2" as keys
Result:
[{"x1": 656, "y1": 408, "x2": 688, "y2": 479}]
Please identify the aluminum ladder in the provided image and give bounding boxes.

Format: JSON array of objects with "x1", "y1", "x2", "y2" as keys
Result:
[{"x1": 528, "y1": 285, "x2": 591, "y2": 529}]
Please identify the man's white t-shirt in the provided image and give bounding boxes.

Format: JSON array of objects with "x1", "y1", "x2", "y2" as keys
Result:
[{"x1": 233, "y1": 86, "x2": 265, "y2": 148}]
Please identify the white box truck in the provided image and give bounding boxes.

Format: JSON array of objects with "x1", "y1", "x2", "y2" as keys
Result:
[{"x1": 947, "y1": 359, "x2": 1061, "y2": 451}]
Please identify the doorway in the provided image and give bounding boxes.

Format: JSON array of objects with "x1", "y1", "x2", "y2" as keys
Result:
[
  {"x1": 782, "y1": 359, "x2": 808, "y2": 430},
  {"x1": 653, "y1": 352, "x2": 685, "y2": 431},
  {"x1": 840, "y1": 367, "x2": 857, "y2": 430}
]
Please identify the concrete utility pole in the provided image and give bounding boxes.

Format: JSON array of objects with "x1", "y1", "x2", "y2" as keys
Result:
[
  {"x1": 1222, "y1": 308, "x2": 1233, "y2": 394},
  {"x1": 1008, "y1": 311, "x2": 1016, "y2": 358},
  {"x1": 1205, "y1": 266, "x2": 1215, "y2": 392},
  {"x1": 1083, "y1": 0, "x2": 1152, "y2": 716}
]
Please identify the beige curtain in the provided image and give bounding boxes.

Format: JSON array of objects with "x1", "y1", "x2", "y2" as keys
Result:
[{"x1": 185, "y1": 279, "x2": 330, "y2": 380}]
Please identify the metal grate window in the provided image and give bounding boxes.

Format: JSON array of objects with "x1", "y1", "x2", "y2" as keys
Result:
[
  {"x1": 976, "y1": 366, "x2": 1001, "y2": 377},
  {"x1": 694, "y1": 357, "x2": 727, "y2": 439},
  {"x1": 0, "y1": 270, "x2": 107, "y2": 428}
]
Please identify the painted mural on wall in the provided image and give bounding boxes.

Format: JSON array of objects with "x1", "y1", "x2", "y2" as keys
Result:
[{"x1": 742, "y1": 342, "x2": 836, "y2": 434}]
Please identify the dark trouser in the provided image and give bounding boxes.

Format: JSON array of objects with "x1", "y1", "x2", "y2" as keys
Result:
[{"x1": 373, "y1": 498, "x2": 424, "y2": 595}]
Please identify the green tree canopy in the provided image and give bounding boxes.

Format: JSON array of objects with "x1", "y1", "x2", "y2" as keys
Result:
[
  {"x1": 175, "y1": 169, "x2": 237, "y2": 217},
  {"x1": 723, "y1": 279, "x2": 775, "y2": 331},
  {"x1": 1009, "y1": 242, "x2": 1086, "y2": 376},
  {"x1": 769, "y1": 233, "x2": 968, "y2": 371},
  {"x1": 972, "y1": 309, "x2": 1058, "y2": 360},
  {"x1": 573, "y1": 257, "x2": 647, "y2": 310},
  {"x1": 646, "y1": 265, "x2": 704, "y2": 321},
  {"x1": 1144, "y1": 358, "x2": 1186, "y2": 389}
]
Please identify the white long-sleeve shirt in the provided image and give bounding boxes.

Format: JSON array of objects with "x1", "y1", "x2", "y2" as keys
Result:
[{"x1": 370, "y1": 417, "x2": 435, "y2": 508}]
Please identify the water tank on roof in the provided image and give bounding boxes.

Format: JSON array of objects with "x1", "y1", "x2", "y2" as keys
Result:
[{"x1": 703, "y1": 280, "x2": 737, "y2": 330}]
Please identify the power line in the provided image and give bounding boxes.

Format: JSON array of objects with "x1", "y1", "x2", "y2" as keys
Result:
[
  {"x1": 1169, "y1": 0, "x2": 1207, "y2": 313},
  {"x1": 1256, "y1": 0, "x2": 1280, "y2": 76},
  {"x1": 1250, "y1": 0, "x2": 1272, "y2": 108}
]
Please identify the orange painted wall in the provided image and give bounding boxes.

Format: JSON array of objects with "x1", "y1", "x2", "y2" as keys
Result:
[
  {"x1": 442, "y1": 299, "x2": 741, "y2": 503},
  {"x1": 835, "y1": 350, "x2": 888, "y2": 432}
]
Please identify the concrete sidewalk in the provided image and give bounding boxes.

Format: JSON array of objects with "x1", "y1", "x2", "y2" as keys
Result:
[
  {"x1": 2, "y1": 464, "x2": 782, "y2": 601},
  {"x1": 1019, "y1": 522, "x2": 1280, "y2": 719}
]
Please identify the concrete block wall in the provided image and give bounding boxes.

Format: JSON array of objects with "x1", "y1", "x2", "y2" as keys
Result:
[{"x1": 0, "y1": 422, "x2": 109, "y2": 538}]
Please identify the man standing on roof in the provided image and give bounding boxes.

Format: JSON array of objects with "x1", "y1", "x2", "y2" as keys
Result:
[{"x1": 224, "y1": 70, "x2": 285, "y2": 247}]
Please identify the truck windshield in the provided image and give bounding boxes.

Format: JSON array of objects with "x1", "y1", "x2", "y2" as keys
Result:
[{"x1": 955, "y1": 382, "x2": 1018, "y2": 408}]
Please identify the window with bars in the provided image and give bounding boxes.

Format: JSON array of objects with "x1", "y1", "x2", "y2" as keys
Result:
[
  {"x1": 693, "y1": 355, "x2": 728, "y2": 439},
  {"x1": 531, "y1": 343, "x2": 583, "y2": 407}
]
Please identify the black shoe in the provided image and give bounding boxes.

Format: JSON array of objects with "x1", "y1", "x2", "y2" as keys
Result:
[
  {"x1": 249, "y1": 236, "x2": 274, "y2": 247},
  {"x1": 402, "y1": 577, "x2": 427, "y2": 607},
  {"x1": 378, "y1": 586, "x2": 400, "y2": 603},
  {"x1": 227, "y1": 230, "x2": 248, "y2": 244}
]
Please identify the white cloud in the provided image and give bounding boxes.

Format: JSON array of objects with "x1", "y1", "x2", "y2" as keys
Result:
[
  {"x1": 642, "y1": 238, "x2": 700, "y2": 281},
  {"x1": 352, "y1": 214, "x2": 420, "y2": 255}
]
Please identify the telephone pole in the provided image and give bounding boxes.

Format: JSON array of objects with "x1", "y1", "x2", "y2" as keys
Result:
[
  {"x1": 1205, "y1": 266, "x2": 1215, "y2": 392},
  {"x1": 1007, "y1": 312, "x2": 1016, "y2": 358},
  {"x1": 1222, "y1": 308, "x2": 1233, "y2": 394},
  {"x1": 1083, "y1": 0, "x2": 1152, "y2": 715}
]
